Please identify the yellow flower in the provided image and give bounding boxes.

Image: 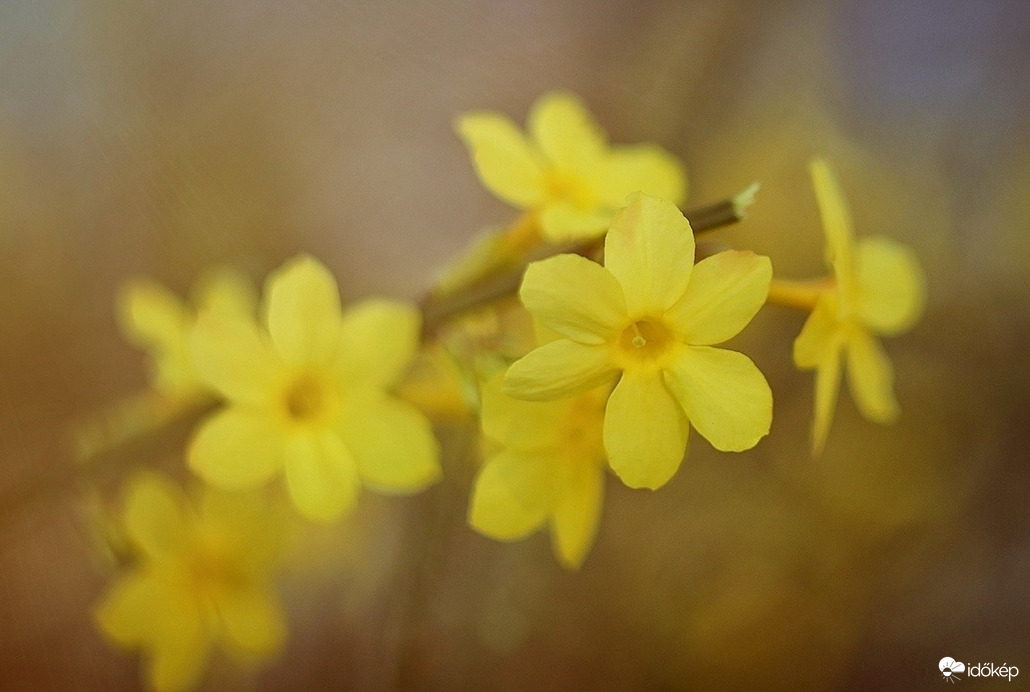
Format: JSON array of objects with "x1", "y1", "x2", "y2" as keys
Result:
[
  {"x1": 118, "y1": 266, "x2": 257, "y2": 400},
  {"x1": 776, "y1": 159, "x2": 925, "y2": 454},
  {"x1": 470, "y1": 374, "x2": 607, "y2": 569},
  {"x1": 504, "y1": 193, "x2": 773, "y2": 489},
  {"x1": 187, "y1": 255, "x2": 440, "y2": 522},
  {"x1": 94, "y1": 473, "x2": 286, "y2": 692},
  {"x1": 456, "y1": 91, "x2": 687, "y2": 243}
]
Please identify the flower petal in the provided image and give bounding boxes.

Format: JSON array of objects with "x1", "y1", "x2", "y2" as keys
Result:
[
  {"x1": 811, "y1": 347, "x2": 843, "y2": 456},
  {"x1": 339, "y1": 393, "x2": 441, "y2": 493},
  {"x1": 190, "y1": 315, "x2": 280, "y2": 406},
  {"x1": 117, "y1": 279, "x2": 188, "y2": 351},
  {"x1": 456, "y1": 112, "x2": 547, "y2": 207},
  {"x1": 94, "y1": 571, "x2": 167, "y2": 647},
  {"x1": 519, "y1": 254, "x2": 625, "y2": 344},
  {"x1": 664, "y1": 346, "x2": 772, "y2": 452},
  {"x1": 283, "y1": 430, "x2": 360, "y2": 522},
  {"x1": 845, "y1": 329, "x2": 899, "y2": 424},
  {"x1": 191, "y1": 265, "x2": 258, "y2": 318},
  {"x1": 215, "y1": 585, "x2": 287, "y2": 657},
  {"x1": 537, "y1": 202, "x2": 612, "y2": 242},
  {"x1": 145, "y1": 588, "x2": 210, "y2": 692},
  {"x1": 123, "y1": 473, "x2": 188, "y2": 559},
  {"x1": 335, "y1": 299, "x2": 422, "y2": 389},
  {"x1": 666, "y1": 251, "x2": 771, "y2": 345},
  {"x1": 603, "y1": 371, "x2": 688, "y2": 489},
  {"x1": 604, "y1": 193, "x2": 695, "y2": 315},
  {"x1": 469, "y1": 449, "x2": 552, "y2": 540},
  {"x1": 550, "y1": 461, "x2": 604, "y2": 570},
  {"x1": 527, "y1": 91, "x2": 606, "y2": 169},
  {"x1": 793, "y1": 297, "x2": 840, "y2": 369},
  {"x1": 188, "y1": 408, "x2": 283, "y2": 490},
  {"x1": 265, "y1": 255, "x2": 342, "y2": 366},
  {"x1": 480, "y1": 374, "x2": 563, "y2": 450},
  {"x1": 856, "y1": 236, "x2": 926, "y2": 336},
  {"x1": 594, "y1": 144, "x2": 687, "y2": 207},
  {"x1": 504, "y1": 340, "x2": 617, "y2": 401},
  {"x1": 810, "y1": 159, "x2": 856, "y2": 303}
]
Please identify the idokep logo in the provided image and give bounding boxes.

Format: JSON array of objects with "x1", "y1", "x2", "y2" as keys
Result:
[{"x1": 939, "y1": 657, "x2": 1020, "y2": 683}]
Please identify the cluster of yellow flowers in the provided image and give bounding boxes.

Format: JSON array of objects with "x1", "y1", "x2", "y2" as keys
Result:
[{"x1": 88, "y1": 91, "x2": 925, "y2": 690}]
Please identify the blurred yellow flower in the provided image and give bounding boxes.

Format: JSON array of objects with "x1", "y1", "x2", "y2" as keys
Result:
[
  {"x1": 187, "y1": 255, "x2": 440, "y2": 522},
  {"x1": 774, "y1": 160, "x2": 926, "y2": 454},
  {"x1": 470, "y1": 374, "x2": 607, "y2": 569},
  {"x1": 456, "y1": 91, "x2": 686, "y2": 243},
  {"x1": 117, "y1": 266, "x2": 257, "y2": 400},
  {"x1": 94, "y1": 473, "x2": 286, "y2": 692},
  {"x1": 505, "y1": 193, "x2": 772, "y2": 489}
]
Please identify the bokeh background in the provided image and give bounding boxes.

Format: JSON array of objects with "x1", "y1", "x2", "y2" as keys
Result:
[{"x1": 1, "y1": 1, "x2": 1029, "y2": 689}]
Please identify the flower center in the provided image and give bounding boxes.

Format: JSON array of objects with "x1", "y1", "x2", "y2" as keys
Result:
[
  {"x1": 616, "y1": 318, "x2": 676, "y2": 366},
  {"x1": 283, "y1": 373, "x2": 335, "y2": 424},
  {"x1": 545, "y1": 168, "x2": 596, "y2": 210}
]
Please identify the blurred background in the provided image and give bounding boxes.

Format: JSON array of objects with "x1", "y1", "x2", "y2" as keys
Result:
[{"x1": 1, "y1": 1, "x2": 1028, "y2": 689}]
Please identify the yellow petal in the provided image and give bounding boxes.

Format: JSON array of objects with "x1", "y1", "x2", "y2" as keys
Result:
[
  {"x1": 537, "y1": 202, "x2": 612, "y2": 242},
  {"x1": 456, "y1": 112, "x2": 546, "y2": 207},
  {"x1": 603, "y1": 372, "x2": 687, "y2": 489},
  {"x1": 809, "y1": 159, "x2": 856, "y2": 304},
  {"x1": 664, "y1": 346, "x2": 772, "y2": 452},
  {"x1": 469, "y1": 449, "x2": 553, "y2": 540},
  {"x1": 215, "y1": 585, "x2": 286, "y2": 657},
  {"x1": 480, "y1": 374, "x2": 563, "y2": 450},
  {"x1": 191, "y1": 265, "x2": 258, "y2": 318},
  {"x1": 793, "y1": 297, "x2": 841, "y2": 369},
  {"x1": 283, "y1": 430, "x2": 360, "y2": 522},
  {"x1": 188, "y1": 408, "x2": 283, "y2": 490},
  {"x1": 519, "y1": 254, "x2": 626, "y2": 345},
  {"x1": 145, "y1": 588, "x2": 210, "y2": 692},
  {"x1": 504, "y1": 340, "x2": 617, "y2": 401},
  {"x1": 123, "y1": 473, "x2": 188, "y2": 559},
  {"x1": 604, "y1": 193, "x2": 695, "y2": 315},
  {"x1": 117, "y1": 279, "x2": 189, "y2": 351},
  {"x1": 666, "y1": 251, "x2": 771, "y2": 345},
  {"x1": 190, "y1": 316, "x2": 280, "y2": 406},
  {"x1": 94, "y1": 571, "x2": 167, "y2": 647},
  {"x1": 340, "y1": 392, "x2": 441, "y2": 493},
  {"x1": 527, "y1": 91, "x2": 606, "y2": 169},
  {"x1": 845, "y1": 329, "x2": 899, "y2": 424},
  {"x1": 335, "y1": 299, "x2": 420, "y2": 389},
  {"x1": 594, "y1": 144, "x2": 687, "y2": 207},
  {"x1": 265, "y1": 255, "x2": 342, "y2": 366},
  {"x1": 550, "y1": 462, "x2": 604, "y2": 570},
  {"x1": 812, "y1": 347, "x2": 844, "y2": 456},
  {"x1": 856, "y1": 236, "x2": 926, "y2": 336}
]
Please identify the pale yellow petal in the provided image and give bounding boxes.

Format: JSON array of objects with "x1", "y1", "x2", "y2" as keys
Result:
[
  {"x1": 190, "y1": 315, "x2": 280, "y2": 406},
  {"x1": 145, "y1": 588, "x2": 210, "y2": 692},
  {"x1": 469, "y1": 449, "x2": 553, "y2": 540},
  {"x1": 519, "y1": 254, "x2": 626, "y2": 345},
  {"x1": 666, "y1": 251, "x2": 771, "y2": 345},
  {"x1": 265, "y1": 255, "x2": 342, "y2": 366},
  {"x1": 123, "y1": 473, "x2": 188, "y2": 559},
  {"x1": 664, "y1": 346, "x2": 772, "y2": 452},
  {"x1": 537, "y1": 202, "x2": 612, "y2": 242},
  {"x1": 503, "y1": 340, "x2": 617, "y2": 401},
  {"x1": 603, "y1": 372, "x2": 688, "y2": 489},
  {"x1": 94, "y1": 571, "x2": 167, "y2": 647},
  {"x1": 336, "y1": 299, "x2": 421, "y2": 389},
  {"x1": 810, "y1": 158, "x2": 856, "y2": 302},
  {"x1": 191, "y1": 265, "x2": 258, "y2": 318},
  {"x1": 845, "y1": 329, "x2": 899, "y2": 424},
  {"x1": 283, "y1": 430, "x2": 360, "y2": 522},
  {"x1": 550, "y1": 462, "x2": 604, "y2": 570},
  {"x1": 594, "y1": 144, "x2": 687, "y2": 207},
  {"x1": 480, "y1": 374, "x2": 563, "y2": 450},
  {"x1": 856, "y1": 236, "x2": 926, "y2": 336},
  {"x1": 793, "y1": 297, "x2": 841, "y2": 369},
  {"x1": 527, "y1": 91, "x2": 606, "y2": 168},
  {"x1": 117, "y1": 279, "x2": 189, "y2": 350},
  {"x1": 812, "y1": 348, "x2": 844, "y2": 456},
  {"x1": 188, "y1": 408, "x2": 283, "y2": 490},
  {"x1": 604, "y1": 193, "x2": 695, "y2": 315},
  {"x1": 456, "y1": 112, "x2": 547, "y2": 207},
  {"x1": 215, "y1": 585, "x2": 286, "y2": 657},
  {"x1": 339, "y1": 393, "x2": 441, "y2": 493}
]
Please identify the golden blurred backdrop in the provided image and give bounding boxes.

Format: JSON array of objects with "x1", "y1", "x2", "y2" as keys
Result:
[{"x1": 1, "y1": 1, "x2": 1028, "y2": 689}]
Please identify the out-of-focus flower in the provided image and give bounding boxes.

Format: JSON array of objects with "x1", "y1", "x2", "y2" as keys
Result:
[
  {"x1": 117, "y1": 266, "x2": 257, "y2": 400},
  {"x1": 504, "y1": 193, "x2": 772, "y2": 489},
  {"x1": 770, "y1": 159, "x2": 925, "y2": 454},
  {"x1": 187, "y1": 255, "x2": 440, "y2": 522},
  {"x1": 456, "y1": 91, "x2": 686, "y2": 243},
  {"x1": 94, "y1": 473, "x2": 286, "y2": 692},
  {"x1": 470, "y1": 374, "x2": 607, "y2": 569}
]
